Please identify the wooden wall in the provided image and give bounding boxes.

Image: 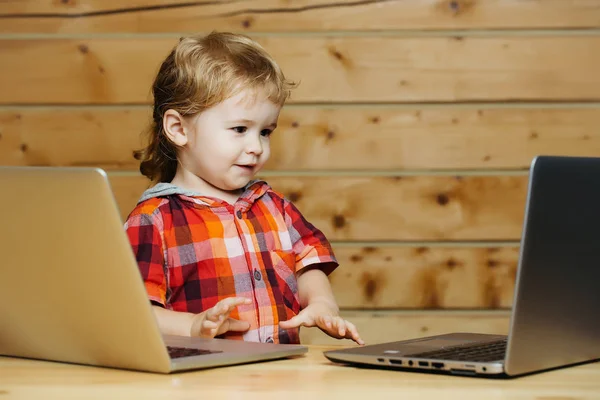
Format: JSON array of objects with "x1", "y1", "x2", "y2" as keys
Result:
[{"x1": 1, "y1": 0, "x2": 599, "y2": 345}]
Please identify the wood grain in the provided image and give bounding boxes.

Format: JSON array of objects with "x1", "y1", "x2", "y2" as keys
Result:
[
  {"x1": 108, "y1": 174, "x2": 528, "y2": 241},
  {"x1": 1, "y1": 0, "x2": 599, "y2": 33},
  {"x1": 1, "y1": 36, "x2": 600, "y2": 104},
  {"x1": 299, "y1": 310, "x2": 511, "y2": 345},
  {"x1": 331, "y1": 245, "x2": 518, "y2": 309},
  {"x1": 2, "y1": 106, "x2": 599, "y2": 170}
]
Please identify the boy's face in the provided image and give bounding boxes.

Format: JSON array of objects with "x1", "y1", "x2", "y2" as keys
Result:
[{"x1": 177, "y1": 88, "x2": 281, "y2": 198}]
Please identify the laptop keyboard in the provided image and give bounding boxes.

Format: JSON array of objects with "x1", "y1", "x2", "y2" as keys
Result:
[
  {"x1": 166, "y1": 346, "x2": 223, "y2": 359},
  {"x1": 410, "y1": 339, "x2": 507, "y2": 362}
]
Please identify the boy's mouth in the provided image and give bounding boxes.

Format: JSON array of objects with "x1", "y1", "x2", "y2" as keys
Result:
[{"x1": 235, "y1": 164, "x2": 256, "y2": 172}]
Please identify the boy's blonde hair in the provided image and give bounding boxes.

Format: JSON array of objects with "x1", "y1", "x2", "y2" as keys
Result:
[{"x1": 135, "y1": 31, "x2": 295, "y2": 183}]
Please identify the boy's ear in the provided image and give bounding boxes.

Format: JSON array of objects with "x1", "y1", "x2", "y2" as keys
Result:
[{"x1": 163, "y1": 109, "x2": 189, "y2": 146}]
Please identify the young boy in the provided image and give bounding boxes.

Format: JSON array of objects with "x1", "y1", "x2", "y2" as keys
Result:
[{"x1": 124, "y1": 32, "x2": 363, "y2": 345}]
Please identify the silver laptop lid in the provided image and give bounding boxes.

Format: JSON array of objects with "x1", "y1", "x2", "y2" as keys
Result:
[
  {"x1": 505, "y1": 156, "x2": 600, "y2": 376},
  {"x1": 0, "y1": 167, "x2": 172, "y2": 373}
]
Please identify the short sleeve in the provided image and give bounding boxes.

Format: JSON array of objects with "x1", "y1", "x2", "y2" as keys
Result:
[
  {"x1": 283, "y1": 197, "x2": 338, "y2": 275},
  {"x1": 124, "y1": 211, "x2": 167, "y2": 306}
]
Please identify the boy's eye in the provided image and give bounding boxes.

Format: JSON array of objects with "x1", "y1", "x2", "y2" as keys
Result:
[
  {"x1": 260, "y1": 129, "x2": 273, "y2": 137},
  {"x1": 232, "y1": 126, "x2": 247, "y2": 133}
]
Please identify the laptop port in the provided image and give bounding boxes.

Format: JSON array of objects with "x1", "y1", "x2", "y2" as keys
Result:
[
  {"x1": 451, "y1": 368, "x2": 477, "y2": 376},
  {"x1": 377, "y1": 358, "x2": 385, "y2": 363},
  {"x1": 432, "y1": 362, "x2": 444, "y2": 369},
  {"x1": 389, "y1": 359, "x2": 403, "y2": 365},
  {"x1": 418, "y1": 361, "x2": 429, "y2": 367},
  {"x1": 408, "y1": 360, "x2": 413, "y2": 366}
]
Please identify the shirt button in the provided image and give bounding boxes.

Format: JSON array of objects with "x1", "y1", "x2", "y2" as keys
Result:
[
  {"x1": 253, "y1": 270, "x2": 262, "y2": 281},
  {"x1": 236, "y1": 210, "x2": 242, "y2": 219},
  {"x1": 266, "y1": 337, "x2": 274, "y2": 343}
]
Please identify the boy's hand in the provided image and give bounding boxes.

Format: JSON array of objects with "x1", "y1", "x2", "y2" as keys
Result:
[
  {"x1": 279, "y1": 301, "x2": 364, "y2": 345},
  {"x1": 190, "y1": 297, "x2": 252, "y2": 338}
]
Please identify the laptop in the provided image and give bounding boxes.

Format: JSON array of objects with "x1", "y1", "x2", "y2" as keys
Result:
[
  {"x1": 325, "y1": 155, "x2": 600, "y2": 377},
  {"x1": 0, "y1": 166, "x2": 307, "y2": 373}
]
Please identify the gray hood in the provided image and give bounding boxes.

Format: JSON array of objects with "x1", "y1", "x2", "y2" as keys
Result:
[
  {"x1": 138, "y1": 180, "x2": 262, "y2": 203},
  {"x1": 138, "y1": 183, "x2": 204, "y2": 203}
]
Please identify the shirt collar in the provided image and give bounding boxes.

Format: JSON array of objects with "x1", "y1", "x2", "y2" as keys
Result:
[{"x1": 138, "y1": 179, "x2": 270, "y2": 210}]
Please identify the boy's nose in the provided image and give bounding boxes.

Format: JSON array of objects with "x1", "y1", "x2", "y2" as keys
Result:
[{"x1": 245, "y1": 134, "x2": 264, "y2": 155}]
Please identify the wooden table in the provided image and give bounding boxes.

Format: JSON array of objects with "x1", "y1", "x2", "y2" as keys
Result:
[{"x1": 1, "y1": 346, "x2": 599, "y2": 399}]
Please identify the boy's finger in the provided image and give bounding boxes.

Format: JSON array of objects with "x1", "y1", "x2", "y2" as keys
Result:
[
  {"x1": 206, "y1": 306, "x2": 226, "y2": 322},
  {"x1": 202, "y1": 320, "x2": 218, "y2": 329},
  {"x1": 345, "y1": 321, "x2": 364, "y2": 345},
  {"x1": 221, "y1": 318, "x2": 251, "y2": 333},
  {"x1": 219, "y1": 297, "x2": 252, "y2": 309},
  {"x1": 205, "y1": 311, "x2": 216, "y2": 322},
  {"x1": 344, "y1": 320, "x2": 358, "y2": 338},
  {"x1": 208, "y1": 297, "x2": 252, "y2": 321},
  {"x1": 318, "y1": 316, "x2": 333, "y2": 330},
  {"x1": 327, "y1": 316, "x2": 339, "y2": 333},
  {"x1": 334, "y1": 317, "x2": 346, "y2": 337},
  {"x1": 279, "y1": 313, "x2": 311, "y2": 329},
  {"x1": 199, "y1": 321, "x2": 218, "y2": 338},
  {"x1": 315, "y1": 316, "x2": 338, "y2": 336}
]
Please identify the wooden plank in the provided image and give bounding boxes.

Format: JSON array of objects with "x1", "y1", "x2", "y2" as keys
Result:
[
  {"x1": 271, "y1": 107, "x2": 600, "y2": 170},
  {"x1": 299, "y1": 310, "x2": 511, "y2": 345},
  {"x1": 1, "y1": 0, "x2": 599, "y2": 33},
  {"x1": 1, "y1": 36, "x2": 600, "y2": 104},
  {"x1": 0, "y1": 108, "x2": 148, "y2": 168},
  {"x1": 331, "y1": 245, "x2": 518, "y2": 309},
  {"x1": 2, "y1": 106, "x2": 600, "y2": 170},
  {"x1": 108, "y1": 174, "x2": 528, "y2": 241}
]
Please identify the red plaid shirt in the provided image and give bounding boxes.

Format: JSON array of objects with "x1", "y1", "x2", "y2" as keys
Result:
[{"x1": 124, "y1": 180, "x2": 337, "y2": 344}]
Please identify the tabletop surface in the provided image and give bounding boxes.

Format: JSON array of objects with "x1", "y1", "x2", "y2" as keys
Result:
[{"x1": 1, "y1": 345, "x2": 599, "y2": 399}]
